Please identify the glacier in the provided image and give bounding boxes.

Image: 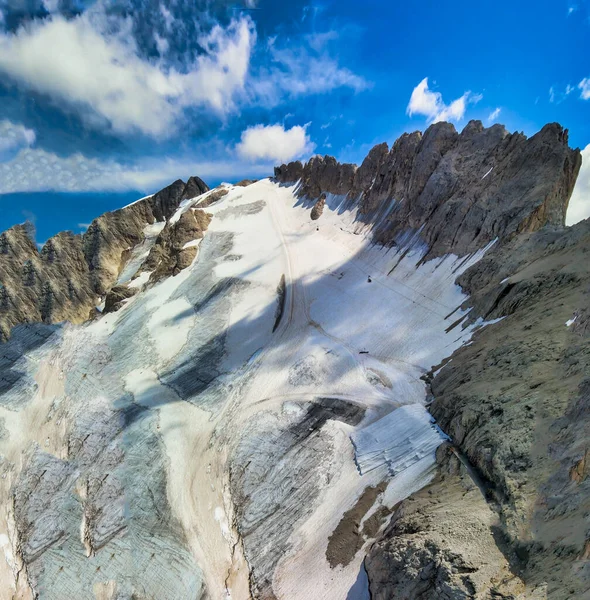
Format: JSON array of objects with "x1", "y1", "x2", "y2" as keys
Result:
[{"x1": 0, "y1": 179, "x2": 502, "y2": 599}]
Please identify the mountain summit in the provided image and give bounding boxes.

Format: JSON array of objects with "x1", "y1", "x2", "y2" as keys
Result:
[{"x1": 0, "y1": 122, "x2": 588, "y2": 599}]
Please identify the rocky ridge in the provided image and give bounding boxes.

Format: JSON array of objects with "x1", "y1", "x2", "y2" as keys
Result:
[
  {"x1": 365, "y1": 218, "x2": 590, "y2": 598},
  {"x1": 0, "y1": 120, "x2": 587, "y2": 599},
  {"x1": 277, "y1": 121, "x2": 589, "y2": 597},
  {"x1": 0, "y1": 176, "x2": 208, "y2": 340},
  {"x1": 275, "y1": 121, "x2": 581, "y2": 259}
]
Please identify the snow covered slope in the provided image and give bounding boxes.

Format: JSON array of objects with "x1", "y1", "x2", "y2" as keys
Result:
[{"x1": 0, "y1": 179, "x2": 501, "y2": 599}]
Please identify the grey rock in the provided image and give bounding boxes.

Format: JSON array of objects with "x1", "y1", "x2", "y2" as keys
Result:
[
  {"x1": 422, "y1": 218, "x2": 590, "y2": 598},
  {"x1": 275, "y1": 121, "x2": 581, "y2": 259},
  {"x1": 365, "y1": 444, "x2": 529, "y2": 599},
  {"x1": 274, "y1": 161, "x2": 303, "y2": 183},
  {"x1": 103, "y1": 285, "x2": 138, "y2": 314},
  {"x1": 140, "y1": 208, "x2": 212, "y2": 283},
  {"x1": 0, "y1": 177, "x2": 209, "y2": 341},
  {"x1": 310, "y1": 194, "x2": 326, "y2": 220}
]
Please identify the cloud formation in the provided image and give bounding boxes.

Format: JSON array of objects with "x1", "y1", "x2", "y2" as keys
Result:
[
  {"x1": 237, "y1": 123, "x2": 315, "y2": 162},
  {"x1": 0, "y1": 14, "x2": 255, "y2": 138},
  {"x1": 0, "y1": 120, "x2": 36, "y2": 155},
  {"x1": 579, "y1": 78, "x2": 590, "y2": 100},
  {"x1": 0, "y1": 3, "x2": 368, "y2": 141},
  {"x1": 487, "y1": 107, "x2": 501, "y2": 123},
  {"x1": 0, "y1": 144, "x2": 273, "y2": 195},
  {"x1": 567, "y1": 143, "x2": 590, "y2": 225},
  {"x1": 406, "y1": 77, "x2": 480, "y2": 123}
]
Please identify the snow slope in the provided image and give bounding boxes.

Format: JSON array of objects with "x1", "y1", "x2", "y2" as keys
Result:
[{"x1": 0, "y1": 179, "x2": 501, "y2": 600}]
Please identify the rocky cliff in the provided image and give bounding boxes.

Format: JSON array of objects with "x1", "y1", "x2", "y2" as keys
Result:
[
  {"x1": 275, "y1": 121, "x2": 581, "y2": 260},
  {"x1": 0, "y1": 121, "x2": 587, "y2": 600},
  {"x1": 0, "y1": 176, "x2": 208, "y2": 341},
  {"x1": 365, "y1": 214, "x2": 590, "y2": 598}
]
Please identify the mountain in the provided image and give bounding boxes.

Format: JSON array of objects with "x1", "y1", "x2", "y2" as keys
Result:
[{"x1": 0, "y1": 121, "x2": 587, "y2": 600}]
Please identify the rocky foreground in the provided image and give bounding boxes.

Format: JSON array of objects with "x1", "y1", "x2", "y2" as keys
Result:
[
  {"x1": 276, "y1": 120, "x2": 589, "y2": 599},
  {"x1": 0, "y1": 120, "x2": 587, "y2": 599}
]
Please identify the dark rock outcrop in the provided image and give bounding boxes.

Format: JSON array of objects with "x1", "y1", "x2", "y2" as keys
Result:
[
  {"x1": 310, "y1": 194, "x2": 326, "y2": 220},
  {"x1": 368, "y1": 218, "x2": 590, "y2": 599},
  {"x1": 275, "y1": 121, "x2": 581, "y2": 259},
  {"x1": 140, "y1": 208, "x2": 212, "y2": 283},
  {"x1": 0, "y1": 177, "x2": 209, "y2": 341},
  {"x1": 103, "y1": 285, "x2": 138, "y2": 314},
  {"x1": 195, "y1": 187, "x2": 229, "y2": 209}
]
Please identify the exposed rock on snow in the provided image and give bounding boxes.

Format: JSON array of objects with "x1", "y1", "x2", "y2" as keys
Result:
[
  {"x1": 310, "y1": 194, "x2": 326, "y2": 220},
  {"x1": 103, "y1": 284, "x2": 138, "y2": 313},
  {"x1": 140, "y1": 208, "x2": 212, "y2": 282},
  {"x1": 275, "y1": 121, "x2": 581, "y2": 259},
  {"x1": 0, "y1": 177, "x2": 209, "y2": 341},
  {"x1": 0, "y1": 120, "x2": 587, "y2": 599}
]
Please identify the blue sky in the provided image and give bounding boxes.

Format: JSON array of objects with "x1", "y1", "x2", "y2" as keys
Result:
[{"x1": 0, "y1": 0, "x2": 589, "y2": 241}]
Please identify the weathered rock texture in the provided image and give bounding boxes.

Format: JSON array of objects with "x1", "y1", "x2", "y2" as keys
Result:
[
  {"x1": 310, "y1": 194, "x2": 326, "y2": 220},
  {"x1": 366, "y1": 444, "x2": 528, "y2": 599},
  {"x1": 140, "y1": 208, "x2": 212, "y2": 283},
  {"x1": 0, "y1": 177, "x2": 208, "y2": 341},
  {"x1": 275, "y1": 121, "x2": 581, "y2": 259},
  {"x1": 368, "y1": 218, "x2": 590, "y2": 598}
]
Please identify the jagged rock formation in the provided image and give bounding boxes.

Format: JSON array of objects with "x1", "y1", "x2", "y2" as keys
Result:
[
  {"x1": 275, "y1": 121, "x2": 581, "y2": 259},
  {"x1": 310, "y1": 194, "x2": 326, "y2": 220},
  {"x1": 0, "y1": 176, "x2": 208, "y2": 341},
  {"x1": 139, "y1": 208, "x2": 212, "y2": 283},
  {"x1": 365, "y1": 444, "x2": 528, "y2": 599},
  {"x1": 367, "y1": 218, "x2": 590, "y2": 598}
]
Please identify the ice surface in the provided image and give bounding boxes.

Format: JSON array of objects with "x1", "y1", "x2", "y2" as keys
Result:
[
  {"x1": 351, "y1": 404, "x2": 448, "y2": 476},
  {"x1": 0, "y1": 178, "x2": 501, "y2": 600}
]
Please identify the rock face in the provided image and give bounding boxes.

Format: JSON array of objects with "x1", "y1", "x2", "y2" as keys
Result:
[
  {"x1": 310, "y1": 194, "x2": 326, "y2": 220},
  {"x1": 0, "y1": 177, "x2": 209, "y2": 341},
  {"x1": 275, "y1": 121, "x2": 581, "y2": 258},
  {"x1": 140, "y1": 208, "x2": 212, "y2": 282},
  {"x1": 365, "y1": 444, "x2": 527, "y2": 599},
  {"x1": 367, "y1": 218, "x2": 590, "y2": 598},
  {"x1": 103, "y1": 285, "x2": 138, "y2": 314}
]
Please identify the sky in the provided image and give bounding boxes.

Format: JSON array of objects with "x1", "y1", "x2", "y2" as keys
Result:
[{"x1": 0, "y1": 0, "x2": 589, "y2": 242}]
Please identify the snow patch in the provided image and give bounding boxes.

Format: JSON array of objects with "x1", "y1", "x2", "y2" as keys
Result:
[{"x1": 351, "y1": 404, "x2": 449, "y2": 476}]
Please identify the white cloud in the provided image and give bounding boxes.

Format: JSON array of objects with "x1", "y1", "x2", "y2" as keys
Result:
[
  {"x1": 154, "y1": 32, "x2": 169, "y2": 55},
  {"x1": 42, "y1": 0, "x2": 60, "y2": 13},
  {"x1": 0, "y1": 14, "x2": 255, "y2": 138},
  {"x1": 0, "y1": 120, "x2": 36, "y2": 155},
  {"x1": 567, "y1": 143, "x2": 590, "y2": 225},
  {"x1": 487, "y1": 107, "x2": 501, "y2": 123},
  {"x1": 252, "y1": 36, "x2": 369, "y2": 105},
  {"x1": 406, "y1": 77, "x2": 479, "y2": 123},
  {"x1": 0, "y1": 144, "x2": 273, "y2": 195},
  {"x1": 578, "y1": 77, "x2": 590, "y2": 100},
  {"x1": 159, "y1": 3, "x2": 174, "y2": 32},
  {"x1": 0, "y1": 10, "x2": 368, "y2": 138},
  {"x1": 237, "y1": 123, "x2": 315, "y2": 163}
]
